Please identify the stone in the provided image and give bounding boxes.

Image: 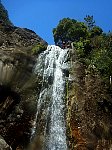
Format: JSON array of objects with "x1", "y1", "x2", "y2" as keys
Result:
[
  {"x1": 67, "y1": 49, "x2": 112, "y2": 149},
  {"x1": 0, "y1": 23, "x2": 47, "y2": 150},
  {"x1": 0, "y1": 136, "x2": 12, "y2": 150}
]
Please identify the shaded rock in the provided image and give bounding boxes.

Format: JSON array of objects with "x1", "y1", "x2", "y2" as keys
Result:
[
  {"x1": 0, "y1": 21, "x2": 47, "y2": 150},
  {"x1": 0, "y1": 3, "x2": 13, "y2": 26},
  {"x1": 0, "y1": 136, "x2": 12, "y2": 150}
]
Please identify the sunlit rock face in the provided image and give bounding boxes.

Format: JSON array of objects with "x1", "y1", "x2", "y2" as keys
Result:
[
  {"x1": 0, "y1": 24, "x2": 47, "y2": 149},
  {"x1": 68, "y1": 49, "x2": 112, "y2": 150}
]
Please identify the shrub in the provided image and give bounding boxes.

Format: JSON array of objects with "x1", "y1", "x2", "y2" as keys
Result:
[{"x1": 32, "y1": 43, "x2": 47, "y2": 54}]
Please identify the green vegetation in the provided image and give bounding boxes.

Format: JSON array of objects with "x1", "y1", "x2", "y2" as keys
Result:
[
  {"x1": 0, "y1": 3, "x2": 12, "y2": 25},
  {"x1": 84, "y1": 15, "x2": 95, "y2": 30},
  {"x1": 32, "y1": 43, "x2": 47, "y2": 54},
  {"x1": 53, "y1": 16, "x2": 112, "y2": 93},
  {"x1": 53, "y1": 18, "x2": 88, "y2": 45}
]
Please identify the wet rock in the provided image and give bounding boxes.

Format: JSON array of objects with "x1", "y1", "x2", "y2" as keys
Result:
[{"x1": 63, "y1": 69, "x2": 69, "y2": 77}]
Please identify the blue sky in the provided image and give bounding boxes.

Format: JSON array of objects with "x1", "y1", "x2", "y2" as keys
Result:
[{"x1": 2, "y1": 0, "x2": 112, "y2": 44}]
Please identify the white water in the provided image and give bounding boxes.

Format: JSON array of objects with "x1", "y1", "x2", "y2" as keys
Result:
[{"x1": 33, "y1": 45, "x2": 68, "y2": 150}]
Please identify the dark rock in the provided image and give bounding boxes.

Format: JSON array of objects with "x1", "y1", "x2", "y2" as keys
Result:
[
  {"x1": 0, "y1": 22, "x2": 47, "y2": 149},
  {"x1": 0, "y1": 135, "x2": 12, "y2": 150},
  {"x1": 63, "y1": 69, "x2": 69, "y2": 77}
]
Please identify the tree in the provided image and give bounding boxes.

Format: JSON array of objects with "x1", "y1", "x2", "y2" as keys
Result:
[
  {"x1": 90, "y1": 26, "x2": 103, "y2": 37},
  {"x1": 53, "y1": 18, "x2": 88, "y2": 45},
  {"x1": 84, "y1": 15, "x2": 95, "y2": 30}
]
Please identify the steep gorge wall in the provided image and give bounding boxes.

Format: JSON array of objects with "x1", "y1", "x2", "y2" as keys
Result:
[
  {"x1": 0, "y1": 23, "x2": 47, "y2": 149},
  {"x1": 68, "y1": 49, "x2": 112, "y2": 150}
]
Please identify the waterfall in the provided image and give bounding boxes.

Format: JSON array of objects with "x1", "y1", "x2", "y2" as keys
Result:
[{"x1": 32, "y1": 45, "x2": 68, "y2": 150}]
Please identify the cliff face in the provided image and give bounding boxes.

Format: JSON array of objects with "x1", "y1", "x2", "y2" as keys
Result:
[
  {"x1": 0, "y1": 15, "x2": 47, "y2": 149},
  {"x1": 0, "y1": 2, "x2": 13, "y2": 26},
  {"x1": 2, "y1": 2, "x2": 112, "y2": 150},
  {"x1": 68, "y1": 49, "x2": 112, "y2": 150}
]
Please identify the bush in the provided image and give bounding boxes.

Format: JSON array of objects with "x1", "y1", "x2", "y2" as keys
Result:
[{"x1": 32, "y1": 43, "x2": 47, "y2": 54}]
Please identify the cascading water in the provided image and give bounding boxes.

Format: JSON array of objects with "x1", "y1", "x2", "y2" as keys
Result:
[{"x1": 32, "y1": 45, "x2": 69, "y2": 150}]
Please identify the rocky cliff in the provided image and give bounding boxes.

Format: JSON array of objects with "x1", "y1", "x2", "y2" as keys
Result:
[
  {"x1": 67, "y1": 49, "x2": 112, "y2": 150},
  {"x1": 0, "y1": 5, "x2": 47, "y2": 149},
  {"x1": 1, "y1": 2, "x2": 112, "y2": 150}
]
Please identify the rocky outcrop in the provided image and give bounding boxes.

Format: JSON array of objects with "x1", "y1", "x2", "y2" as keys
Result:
[
  {"x1": 68, "y1": 49, "x2": 112, "y2": 149},
  {"x1": 0, "y1": 25, "x2": 47, "y2": 48},
  {"x1": 0, "y1": 3, "x2": 13, "y2": 26},
  {"x1": 0, "y1": 23, "x2": 47, "y2": 149}
]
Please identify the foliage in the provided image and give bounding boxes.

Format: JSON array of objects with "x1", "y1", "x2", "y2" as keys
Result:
[
  {"x1": 84, "y1": 15, "x2": 95, "y2": 30},
  {"x1": 32, "y1": 43, "x2": 47, "y2": 54},
  {"x1": 53, "y1": 18, "x2": 88, "y2": 45},
  {"x1": 90, "y1": 26, "x2": 103, "y2": 37},
  {"x1": 73, "y1": 39, "x2": 92, "y2": 59},
  {"x1": 73, "y1": 41, "x2": 85, "y2": 58},
  {"x1": 90, "y1": 34, "x2": 112, "y2": 77},
  {"x1": 0, "y1": 3, "x2": 12, "y2": 25},
  {"x1": 53, "y1": 15, "x2": 112, "y2": 90}
]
